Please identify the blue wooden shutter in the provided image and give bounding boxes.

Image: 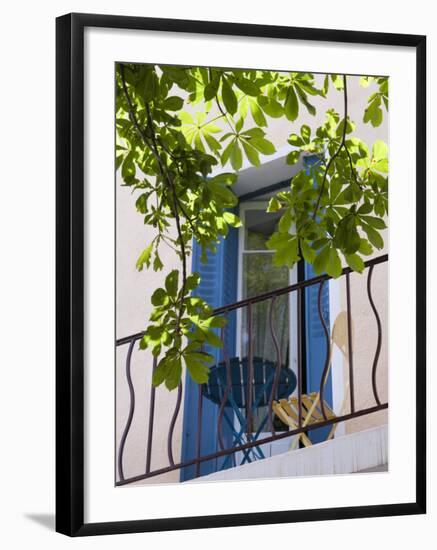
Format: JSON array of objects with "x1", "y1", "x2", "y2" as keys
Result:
[
  {"x1": 180, "y1": 227, "x2": 238, "y2": 481},
  {"x1": 303, "y1": 156, "x2": 333, "y2": 444}
]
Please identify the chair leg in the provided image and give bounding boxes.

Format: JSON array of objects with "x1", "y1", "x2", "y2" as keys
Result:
[
  {"x1": 289, "y1": 430, "x2": 313, "y2": 450},
  {"x1": 300, "y1": 432, "x2": 313, "y2": 447},
  {"x1": 327, "y1": 424, "x2": 337, "y2": 440}
]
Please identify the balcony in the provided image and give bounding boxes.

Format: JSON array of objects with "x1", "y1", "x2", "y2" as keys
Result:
[{"x1": 115, "y1": 254, "x2": 388, "y2": 486}]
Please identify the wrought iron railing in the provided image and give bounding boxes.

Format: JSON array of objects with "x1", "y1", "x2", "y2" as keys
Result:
[{"x1": 116, "y1": 254, "x2": 388, "y2": 486}]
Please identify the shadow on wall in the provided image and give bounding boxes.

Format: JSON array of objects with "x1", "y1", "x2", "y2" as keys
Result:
[{"x1": 24, "y1": 513, "x2": 55, "y2": 531}]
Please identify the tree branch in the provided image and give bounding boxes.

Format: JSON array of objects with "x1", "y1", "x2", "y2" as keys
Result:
[{"x1": 312, "y1": 74, "x2": 350, "y2": 219}]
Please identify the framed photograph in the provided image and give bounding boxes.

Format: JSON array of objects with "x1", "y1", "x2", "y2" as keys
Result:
[{"x1": 56, "y1": 12, "x2": 426, "y2": 536}]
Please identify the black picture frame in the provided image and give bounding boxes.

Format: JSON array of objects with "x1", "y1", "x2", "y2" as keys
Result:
[{"x1": 56, "y1": 12, "x2": 426, "y2": 537}]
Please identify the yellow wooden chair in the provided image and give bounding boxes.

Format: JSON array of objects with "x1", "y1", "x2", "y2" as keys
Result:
[{"x1": 272, "y1": 311, "x2": 352, "y2": 449}]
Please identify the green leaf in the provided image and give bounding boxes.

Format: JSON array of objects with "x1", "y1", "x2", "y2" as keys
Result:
[
  {"x1": 360, "y1": 215, "x2": 386, "y2": 229},
  {"x1": 235, "y1": 117, "x2": 244, "y2": 133},
  {"x1": 322, "y1": 74, "x2": 329, "y2": 96},
  {"x1": 284, "y1": 86, "x2": 299, "y2": 121},
  {"x1": 372, "y1": 140, "x2": 388, "y2": 162},
  {"x1": 203, "y1": 132, "x2": 221, "y2": 153},
  {"x1": 115, "y1": 154, "x2": 125, "y2": 171},
  {"x1": 336, "y1": 117, "x2": 355, "y2": 137},
  {"x1": 258, "y1": 96, "x2": 284, "y2": 117},
  {"x1": 142, "y1": 70, "x2": 159, "y2": 103},
  {"x1": 363, "y1": 97, "x2": 383, "y2": 127},
  {"x1": 203, "y1": 328, "x2": 223, "y2": 348},
  {"x1": 374, "y1": 195, "x2": 386, "y2": 217},
  {"x1": 249, "y1": 97, "x2": 267, "y2": 127},
  {"x1": 210, "y1": 173, "x2": 238, "y2": 186},
  {"x1": 241, "y1": 140, "x2": 260, "y2": 167},
  {"x1": 202, "y1": 315, "x2": 227, "y2": 328},
  {"x1": 122, "y1": 152, "x2": 136, "y2": 182},
  {"x1": 151, "y1": 287, "x2": 168, "y2": 306},
  {"x1": 373, "y1": 159, "x2": 389, "y2": 173},
  {"x1": 242, "y1": 127, "x2": 265, "y2": 138},
  {"x1": 163, "y1": 96, "x2": 184, "y2": 111},
  {"x1": 331, "y1": 74, "x2": 344, "y2": 90},
  {"x1": 223, "y1": 211, "x2": 242, "y2": 227},
  {"x1": 335, "y1": 215, "x2": 361, "y2": 254},
  {"x1": 187, "y1": 350, "x2": 214, "y2": 364},
  {"x1": 220, "y1": 139, "x2": 235, "y2": 166},
  {"x1": 208, "y1": 181, "x2": 238, "y2": 207},
  {"x1": 152, "y1": 357, "x2": 169, "y2": 387},
  {"x1": 313, "y1": 245, "x2": 330, "y2": 275},
  {"x1": 357, "y1": 202, "x2": 373, "y2": 215},
  {"x1": 359, "y1": 76, "x2": 373, "y2": 88},
  {"x1": 184, "y1": 354, "x2": 210, "y2": 384},
  {"x1": 288, "y1": 133, "x2": 304, "y2": 147},
  {"x1": 153, "y1": 252, "x2": 164, "y2": 271},
  {"x1": 221, "y1": 77, "x2": 238, "y2": 115},
  {"x1": 359, "y1": 238, "x2": 373, "y2": 256},
  {"x1": 278, "y1": 210, "x2": 292, "y2": 233},
  {"x1": 136, "y1": 243, "x2": 153, "y2": 271},
  {"x1": 300, "y1": 125, "x2": 311, "y2": 142},
  {"x1": 164, "y1": 356, "x2": 182, "y2": 390},
  {"x1": 326, "y1": 247, "x2": 342, "y2": 278},
  {"x1": 266, "y1": 233, "x2": 299, "y2": 268},
  {"x1": 204, "y1": 76, "x2": 221, "y2": 101},
  {"x1": 185, "y1": 273, "x2": 200, "y2": 291},
  {"x1": 345, "y1": 253, "x2": 365, "y2": 273},
  {"x1": 165, "y1": 270, "x2": 179, "y2": 297},
  {"x1": 300, "y1": 240, "x2": 316, "y2": 263},
  {"x1": 235, "y1": 77, "x2": 260, "y2": 96},
  {"x1": 362, "y1": 223, "x2": 384, "y2": 249},
  {"x1": 286, "y1": 150, "x2": 300, "y2": 165},
  {"x1": 267, "y1": 197, "x2": 282, "y2": 213},
  {"x1": 295, "y1": 86, "x2": 316, "y2": 115},
  {"x1": 178, "y1": 111, "x2": 194, "y2": 125},
  {"x1": 230, "y1": 140, "x2": 243, "y2": 170},
  {"x1": 135, "y1": 193, "x2": 148, "y2": 213},
  {"x1": 249, "y1": 137, "x2": 276, "y2": 155}
]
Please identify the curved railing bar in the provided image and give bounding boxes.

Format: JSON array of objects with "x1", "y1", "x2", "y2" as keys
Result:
[
  {"x1": 117, "y1": 339, "x2": 136, "y2": 482},
  {"x1": 367, "y1": 264, "x2": 382, "y2": 406},
  {"x1": 167, "y1": 382, "x2": 183, "y2": 466},
  {"x1": 268, "y1": 296, "x2": 282, "y2": 435},
  {"x1": 297, "y1": 287, "x2": 303, "y2": 428},
  {"x1": 145, "y1": 357, "x2": 157, "y2": 474},
  {"x1": 345, "y1": 272, "x2": 356, "y2": 413},
  {"x1": 195, "y1": 384, "x2": 203, "y2": 477},
  {"x1": 318, "y1": 280, "x2": 331, "y2": 420},
  {"x1": 217, "y1": 315, "x2": 232, "y2": 451},
  {"x1": 246, "y1": 303, "x2": 254, "y2": 436}
]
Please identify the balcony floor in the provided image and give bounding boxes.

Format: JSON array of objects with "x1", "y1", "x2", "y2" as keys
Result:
[{"x1": 188, "y1": 424, "x2": 388, "y2": 483}]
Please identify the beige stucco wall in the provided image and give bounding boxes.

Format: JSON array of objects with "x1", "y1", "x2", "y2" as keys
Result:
[
  {"x1": 115, "y1": 74, "x2": 388, "y2": 484},
  {"x1": 338, "y1": 235, "x2": 389, "y2": 434},
  {"x1": 116, "y1": 171, "x2": 189, "y2": 484}
]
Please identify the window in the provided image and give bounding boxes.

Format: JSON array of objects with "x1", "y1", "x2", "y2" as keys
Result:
[{"x1": 237, "y1": 203, "x2": 297, "y2": 444}]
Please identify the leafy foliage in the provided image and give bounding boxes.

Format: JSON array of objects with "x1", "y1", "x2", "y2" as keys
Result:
[{"x1": 115, "y1": 64, "x2": 388, "y2": 389}]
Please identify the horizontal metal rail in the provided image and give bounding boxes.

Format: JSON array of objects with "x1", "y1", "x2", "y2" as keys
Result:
[{"x1": 116, "y1": 254, "x2": 388, "y2": 346}]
